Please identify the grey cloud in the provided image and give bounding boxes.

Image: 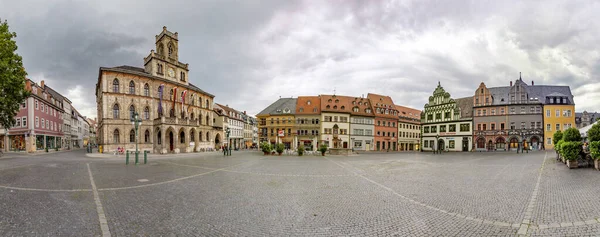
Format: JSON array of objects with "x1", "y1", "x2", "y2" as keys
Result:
[{"x1": 1, "y1": 0, "x2": 599, "y2": 116}]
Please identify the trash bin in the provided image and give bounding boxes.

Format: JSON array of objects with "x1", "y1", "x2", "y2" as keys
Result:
[{"x1": 99, "y1": 145, "x2": 103, "y2": 153}]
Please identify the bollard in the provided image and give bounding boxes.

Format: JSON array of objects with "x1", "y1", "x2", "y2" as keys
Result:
[
  {"x1": 144, "y1": 151, "x2": 148, "y2": 164},
  {"x1": 135, "y1": 151, "x2": 139, "y2": 165},
  {"x1": 126, "y1": 151, "x2": 129, "y2": 165}
]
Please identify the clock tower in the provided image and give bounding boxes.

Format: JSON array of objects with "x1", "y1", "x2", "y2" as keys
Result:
[{"x1": 144, "y1": 26, "x2": 190, "y2": 85}]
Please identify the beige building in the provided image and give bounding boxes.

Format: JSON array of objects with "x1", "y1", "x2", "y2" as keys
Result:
[{"x1": 96, "y1": 26, "x2": 216, "y2": 154}]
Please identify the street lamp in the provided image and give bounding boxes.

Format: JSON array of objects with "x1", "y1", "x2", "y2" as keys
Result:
[
  {"x1": 130, "y1": 112, "x2": 142, "y2": 164},
  {"x1": 225, "y1": 127, "x2": 231, "y2": 156},
  {"x1": 351, "y1": 137, "x2": 355, "y2": 152}
]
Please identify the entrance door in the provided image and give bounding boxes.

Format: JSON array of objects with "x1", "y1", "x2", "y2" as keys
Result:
[
  {"x1": 438, "y1": 139, "x2": 445, "y2": 152},
  {"x1": 169, "y1": 131, "x2": 174, "y2": 151},
  {"x1": 343, "y1": 141, "x2": 348, "y2": 148},
  {"x1": 462, "y1": 137, "x2": 469, "y2": 151},
  {"x1": 488, "y1": 140, "x2": 493, "y2": 151}
]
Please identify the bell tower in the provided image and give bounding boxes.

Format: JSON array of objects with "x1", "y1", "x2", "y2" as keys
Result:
[{"x1": 144, "y1": 26, "x2": 189, "y2": 85}]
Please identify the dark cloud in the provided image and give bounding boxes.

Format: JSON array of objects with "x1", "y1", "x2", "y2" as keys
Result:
[{"x1": 1, "y1": 0, "x2": 599, "y2": 117}]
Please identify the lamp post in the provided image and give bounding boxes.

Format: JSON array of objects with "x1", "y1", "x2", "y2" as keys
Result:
[
  {"x1": 351, "y1": 137, "x2": 355, "y2": 152},
  {"x1": 226, "y1": 127, "x2": 231, "y2": 156},
  {"x1": 435, "y1": 135, "x2": 439, "y2": 154},
  {"x1": 130, "y1": 112, "x2": 142, "y2": 164}
]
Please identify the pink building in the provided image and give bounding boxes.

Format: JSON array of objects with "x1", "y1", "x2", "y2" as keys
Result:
[{"x1": 0, "y1": 80, "x2": 65, "y2": 152}]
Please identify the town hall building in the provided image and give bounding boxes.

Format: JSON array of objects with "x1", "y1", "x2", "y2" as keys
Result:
[{"x1": 96, "y1": 27, "x2": 217, "y2": 154}]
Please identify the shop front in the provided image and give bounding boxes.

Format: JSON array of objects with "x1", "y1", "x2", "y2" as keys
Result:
[
  {"x1": 9, "y1": 135, "x2": 26, "y2": 151},
  {"x1": 36, "y1": 135, "x2": 45, "y2": 150}
]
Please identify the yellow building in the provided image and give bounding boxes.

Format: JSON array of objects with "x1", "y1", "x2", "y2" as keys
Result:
[
  {"x1": 256, "y1": 98, "x2": 297, "y2": 149},
  {"x1": 543, "y1": 94, "x2": 575, "y2": 149}
]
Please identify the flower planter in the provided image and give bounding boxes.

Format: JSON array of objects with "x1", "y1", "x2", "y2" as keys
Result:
[
  {"x1": 263, "y1": 152, "x2": 270, "y2": 156},
  {"x1": 561, "y1": 156, "x2": 566, "y2": 164},
  {"x1": 566, "y1": 160, "x2": 578, "y2": 169},
  {"x1": 595, "y1": 159, "x2": 600, "y2": 171},
  {"x1": 321, "y1": 153, "x2": 325, "y2": 156},
  {"x1": 278, "y1": 153, "x2": 282, "y2": 156}
]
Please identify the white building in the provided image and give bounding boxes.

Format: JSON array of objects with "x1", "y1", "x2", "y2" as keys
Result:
[
  {"x1": 348, "y1": 97, "x2": 375, "y2": 151},
  {"x1": 320, "y1": 95, "x2": 350, "y2": 149}
]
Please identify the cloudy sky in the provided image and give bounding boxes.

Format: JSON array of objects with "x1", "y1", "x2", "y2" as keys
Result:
[{"x1": 1, "y1": 0, "x2": 599, "y2": 118}]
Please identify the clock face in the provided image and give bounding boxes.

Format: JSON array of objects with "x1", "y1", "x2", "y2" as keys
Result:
[{"x1": 168, "y1": 68, "x2": 175, "y2": 77}]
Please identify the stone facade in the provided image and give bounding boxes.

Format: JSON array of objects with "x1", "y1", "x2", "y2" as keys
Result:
[{"x1": 96, "y1": 27, "x2": 216, "y2": 154}]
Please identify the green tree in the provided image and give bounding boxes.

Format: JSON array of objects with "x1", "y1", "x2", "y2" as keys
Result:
[
  {"x1": 0, "y1": 19, "x2": 29, "y2": 129},
  {"x1": 587, "y1": 123, "x2": 600, "y2": 142},
  {"x1": 552, "y1": 130, "x2": 563, "y2": 144},
  {"x1": 562, "y1": 127, "x2": 582, "y2": 142}
]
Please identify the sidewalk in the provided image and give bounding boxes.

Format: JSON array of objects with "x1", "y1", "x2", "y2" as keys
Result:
[
  {"x1": 85, "y1": 150, "x2": 226, "y2": 159},
  {"x1": 1, "y1": 148, "x2": 83, "y2": 158}
]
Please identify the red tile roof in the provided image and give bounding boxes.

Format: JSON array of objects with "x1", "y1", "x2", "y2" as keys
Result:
[{"x1": 296, "y1": 96, "x2": 321, "y2": 115}]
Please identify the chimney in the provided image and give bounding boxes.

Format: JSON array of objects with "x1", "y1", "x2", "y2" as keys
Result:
[
  {"x1": 510, "y1": 81, "x2": 513, "y2": 86},
  {"x1": 532, "y1": 80, "x2": 534, "y2": 85},
  {"x1": 243, "y1": 111, "x2": 246, "y2": 115},
  {"x1": 41, "y1": 80, "x2": 45, "y2": 89}
]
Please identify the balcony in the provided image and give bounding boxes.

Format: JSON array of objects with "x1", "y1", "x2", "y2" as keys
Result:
[{"x1": 153, "y1": 117, "x2": 200, "y2": 126}]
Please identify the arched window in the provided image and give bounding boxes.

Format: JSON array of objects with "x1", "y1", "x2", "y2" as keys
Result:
[
  {"x1": 144, "y1": 83, "x2": 149, "y2": 96},
  {"x1": 157, "y1": 131, "x2": 162, "y2": 145},
  {"x1": 169, "y1": 89, "x2": 173, "y2": 100},
  {"x1": 190, "y1": 113, "x2": 195, "y2": 120},
  {"x1": 180, "y1": 131, "x2": 185, "y2": 144},
  {"x1": 113, "y1": 104, "x2": 120, "y2": 119},
  {"x1": 168, "y1": 43, "x2": 173, "y2": 57},
  {"x1": 129, "y1": 81, "x2": 135, "y2": 94},
  {"x1": 190, "y1": 94, "x2": 194, "y2": 105},
  {"x1": 199, "y1": 131, "x2": 203, "y2": 141},
  {"x1": 157, "y1": 64, "x2": 163, "y2": 74},
  {"x1": 157, "y1": 43, "x2": 164, "y2": 55},
  {"x1": 144, "y1": 107, "x2": 150, "y2": 120},
  {"x1": 206, "y1": 132, "x2": 210, "y2": 142},
  {"x1": 129, "y1": 129, "x2": 135, "y2": 143},
  {"x1": 190, "y1": 131, "x2": 195, "y2": 142},
  {"x1": 112, "y1": 79, "x2": 119, "y2": 93},
  {"x1": 206, "y1": 99, "x2": 209, "y2": 108},
  {"x1": 169, "y1": 108, "x2": 175, "y2": 118},
  {"x1": 113, "y1": 129, "x2": 120, "y2": 143},
  {"x1": 144, "y1": 130, "x2": 150, "y2": 143},
  {"x1": 206, "y1": 115, "x2": 210, "y2": 125},
  {"x1": 129, "y1": 105, "x2": 135, "y2": 119}
]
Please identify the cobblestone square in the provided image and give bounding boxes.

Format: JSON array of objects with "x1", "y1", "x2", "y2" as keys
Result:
[{"x1": 0, "y1": 150, "x2": 599, "y2": 236}]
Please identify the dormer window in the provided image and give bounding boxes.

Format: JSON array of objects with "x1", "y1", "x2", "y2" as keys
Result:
[
  {"x1": 328, "y1": 99, "x2": 332, "y2": 103},
  {"x1": 340, "y1": 106, "x2": 345, "y2": 110},
  {"x1": 335, "y1": 99, "x2": 339, "y2": 103},
  {"x1": 307, "y1": 101, "x2": 311, "y2": 105}
]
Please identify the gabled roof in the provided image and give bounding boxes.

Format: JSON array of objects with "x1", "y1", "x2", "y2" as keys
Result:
[
  {"x1": 256, "y1": 98, "x2": 297, "y2": 116},
  {"x1": 215, "y1": 103, "x2": 244, "y2": 121},
  {"x1": 320, "y1": 94, "x2": 351, "y2": 114},
  {"x1": 367, "y1": 93, "x2": 397, "y2": 119},
  {"x1": 395, "y1": 104, "x2": 421, "y2": 122},
  {"x1": 296, "y1": 96, "x2": 321, "y2": 115},
  {"x1": 349, "y1": 96, "x2": 375, "y2": 117},
  {"x1": 455, "y1": 96, "x2": 474, "y2": 119}
]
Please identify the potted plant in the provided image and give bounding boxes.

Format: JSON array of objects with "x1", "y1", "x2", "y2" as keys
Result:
[
  {"x1": 319, "y1": 144, "x2": 328, "y2": 156},
  {"x1": 275, "y1": 143, "x2": 285, "y2": 156},
  {"x1": 590, "y1": 141, "x2": 600, "y2": 171},
  {"x1": 562, "y1": 141, "x2": 582, "y2": 169},
  {"x1": 260, "y1": 142, "x2": 272, "y2": 155},
  {"x1": 298, "y1": 144, "x2": 305, "y2": 156}
]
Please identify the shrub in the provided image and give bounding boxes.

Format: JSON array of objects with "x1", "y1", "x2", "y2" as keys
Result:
[
  {"x1": 260, "y1": 142, "x2": 272, "y2": 153},
  {"x1": 555, "y1": 140, "x2": 564, "y2": 154},
  {"x1": 275, "y1": 143, "x2": 285, "y2": 154},
  {"x1": 590, "y1": 141, "x2": 600, "y2": 160},
  {"x1": 553, "y1": 130, "x2": 563, "y2": 144},
  {"x1": 298, "y1": 144, "x2": 305, "y2": 156},
  {"x1": 587, "y1": 123, "x2": 600, "y2": 142},
  {"x1": 562, "y1": 127, "x2": 582, "y2": 142},
  {"x1": 319, "y1": 144, "x2": 328, "y2": 154},
  {"x1": 561, "y1": 141, "x2": 582, "y2": 161}
]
